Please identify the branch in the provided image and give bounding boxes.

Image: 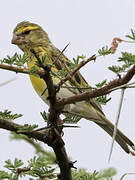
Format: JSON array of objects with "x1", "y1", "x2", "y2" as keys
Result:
[
  {"x1": 0, "y1": 77, "x2": 17, "y2": 87},
  {"x1": 0, "y1": 52, "x2": 73, "y2": 179},
  {"x1": 0, "y1": 118, "x2": 47, "y2": 142},
  {"x1": 0, "y1": 63, "x2": 29, "y2": 74},
  {"x1": 108, "y1": 88, "x2": 125, "y2": 162},
  {"x1": 30, "y1": 49, "x2": 72, "y2": 180},
  {"x1": 0, "y1": 63, "x2": 45, "y2": 76},
  {"x1": 1, "y1": 52, "x2": 135, "y2": 178},
  {"x1": 56, "y1": 54, "x2": 96, "y2": 90},
  {"x1": 57, "y1": 64, "x2": 135, "y2": 107},
  {"x1": 0, "y1": 117, "x2": 72, "y2": 179}
]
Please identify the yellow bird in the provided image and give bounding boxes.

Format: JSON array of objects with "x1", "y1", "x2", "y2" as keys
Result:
[{"x1": 12, "y1": 21, "x2": 134, "y2": 153}]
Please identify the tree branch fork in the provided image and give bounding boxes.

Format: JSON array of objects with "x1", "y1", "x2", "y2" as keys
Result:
[
  {"x1": 1, "y1": 55, "x2": 135, "y2": 108},
  {"x1": 1, "y1": 52, "x2": 135, "y2": 179}
]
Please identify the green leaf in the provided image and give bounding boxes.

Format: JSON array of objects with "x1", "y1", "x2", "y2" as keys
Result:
[
  {"x1": 108, "y1": 52, "x2": 135, "y2": 75},
  {"x1": 70, "y1": 55, "x2": 86, "y2": 69},
  {"x1": 98, "y1": 46, "x2": 112, "y2": 56},
  {"x1": 64, "y1": 114, "x2": 81, "y2": 124},
  {"x1": 95, "y1": 80, "x2": 111, "y2": 105},
  {"x1": 118, "y1": 52, "x2": 135, "y2": 65},
  {"x1": 72, "y1": 168, "x2": 116, "y2": 180},
  {"x1": 34, "y1": 54, "x2": 48, "y2": 67},
  {"x1": 57, "y1": 67, "x2": 67, "y2": 78},
  {"x1": 40, "y1": 111, "x2": 48, "y2": 122},
  {"x1": 108, "y1": 65, "x2": 124, "y2": 74},
  {"x1": 5, "y1": 159, "x2": 23, "y2": 169},
  {"x1": 0, "y1": 171, "x2": 11, "y2": 179},
  {"x1": 41, "y1": 54, "x2": 48, "y2": 64},
  {"x1": 1, "y1": 53, "x2": 18, "y2": 65},
  {"x1": 14, "y1": 53, "x2": 28, "y2": 66},
  {"x1": 0, "y1": 110, "x2": 22, "y2": 121},
  {"x1": 96, "y1": 80, "x2": 107, "y2": 88},
  {"x1": 96, "y1": 168, "x2": 117, "y2": 179},
  {"x1": 27, "y1": 156, "x2": 56, "y2": 178},
  {"x1": 126, "y1": 29, "x2": 135, "y2": 41},
  {"x1": 1, "y1": 53, "x2": 28, "y2": 66},
  {"x1": 96, "y1": 96, "x2": 111, "y2": 105},
  {"x1": 17, "y1": 124, "x2": 38, "y2": 133},
  {"x1": 132, "y1": 146, "x2": 135, "y2": 151},
  {"x1": 29, "y1": 66, "x2": 40, "y2": 77}
]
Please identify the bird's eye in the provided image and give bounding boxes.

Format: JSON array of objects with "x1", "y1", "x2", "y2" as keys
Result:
[{"x1": 23, "y1": 30, "x2": 31, "y2": 35}]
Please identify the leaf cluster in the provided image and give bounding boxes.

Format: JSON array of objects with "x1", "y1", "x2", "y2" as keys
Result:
[
  {"x1": 72, "y1": 168, "x2": 116, "y2": 180},
  {"x1": 108, "y1": 52, "x2": 135, "y2": 74},
  {"x1": 57, "y1": 55, "x2": 86, "y2": 78},
  {"x1": 0, "y1": 53, "x2": 28, "y2": 66},
  {"x1": 1, "y1": 29, "x2": 135, "y2": 180},
  {"x1": 95, "y1": 80, "x2": 111, "y2": 105},
  {"x1": 0, "y1": 157, "x2": 56, "y2": 180},
  {"x1": 28, "y1": 66, "x2": 40, "y2": 77},
  {"x1": 10, "y1": 132, "x2": 56, "y2": 164},
  {"x1": 34, "y1": 54, "x2": 48, "y2": 67},
  {"x1": 0, "y1": 110, "x2": 22, "y2": 121},
  {"x1": 0, "y1": 157, "x2": 116, "y2": 180},
  {"x1": 98, "y1": 46, "x2": 112, "y2": 56},
  {"x1": 57, "y1": 67, "x2": 67, "y2": 78},
  {"x1": 27, "y1": 156, "x2": 56, "y2": 179},
  {"x1": 126, "y1": 29, "x2": 135, "y2": 41},
  {"x1": 40, "y1": 111, "x2": 48, "y2": 122},
  {"x1": 63, "y1": 114, "x2": 81, "y2": 124},
  {"x1": 70, "y1": 55, "x2": 86, "y2": 69},
  {"x1": 16, "y1": 124, "x2": 38, "y2": 133}
]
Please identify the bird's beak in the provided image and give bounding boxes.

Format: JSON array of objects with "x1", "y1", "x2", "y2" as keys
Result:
[
  {"x1": 11, "y1": 34, "x2": 20, "y2": 45},
  {"x1": 11, "y1": 34, "x2": 27, "y2": 45}
]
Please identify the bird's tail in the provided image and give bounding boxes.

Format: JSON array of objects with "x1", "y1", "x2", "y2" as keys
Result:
[{"x1": 94, "y1": 113, "x2": 134, "y2": 153}]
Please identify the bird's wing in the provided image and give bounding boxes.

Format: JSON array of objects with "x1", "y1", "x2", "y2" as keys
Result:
[{"x1": 50, "y1": 45, "x2": 104, "y2": 115}]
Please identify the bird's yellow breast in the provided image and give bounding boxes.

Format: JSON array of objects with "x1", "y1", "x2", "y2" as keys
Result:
[
  {"x1": 28, "y1": 60, "x2": 47, "y2": 103},
  {"x1": 27, "y1": 46, "x2": 59, "y2": 103}
]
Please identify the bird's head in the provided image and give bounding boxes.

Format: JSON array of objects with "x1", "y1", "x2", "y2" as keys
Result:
[{"x1": 12, "y1": 21, "x2": 50, "y2": 51}]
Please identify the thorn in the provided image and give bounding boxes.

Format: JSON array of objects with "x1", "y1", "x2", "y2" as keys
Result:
[
  {"x1": 69, "y1": 160, "x2": 77, "y2": 169},
  {"x1": 41, "y1": 87, "x2": 47, "y2": 96},
  {"x1": 62, "y1": 125, "x2": 80, "y2": 128}
]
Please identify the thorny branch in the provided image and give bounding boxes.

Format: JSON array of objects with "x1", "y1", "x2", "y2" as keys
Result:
[
  {"x1": 30, "y1": 48, "x2": 72, "y2": 180},
  {"x1": 1, "y1": 54, "x2": 135, "y2": 107},
  {"x1": 56, "y1": 54, "x2": 96, "y2": 91},
  {"x1": 0, "y1": 63, "x2": 45, "y2": 75},
  {"x1": 0, "y1": 118, "x2": 48, "y2": 142},
  {"x1": 1, "y1": 48, "x2": 135, "y2": 179},
  {"x1": 57, "y1": 63, "x2": 135, "y2": 108}
]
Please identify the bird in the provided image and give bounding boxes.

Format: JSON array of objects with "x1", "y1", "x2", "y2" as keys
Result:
[{"x1": 11, "y1": 21, "x2": 134, "y2": 154}]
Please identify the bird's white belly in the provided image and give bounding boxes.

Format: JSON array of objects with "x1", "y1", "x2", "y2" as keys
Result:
[{"x1": 56, "y1": 87, "x2": 101, "y2": 122}]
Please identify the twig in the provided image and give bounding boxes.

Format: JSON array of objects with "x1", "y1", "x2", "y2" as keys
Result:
[
  {"x1": 56, "y1": 54, "x2": 96, "y2": 90},
  {"x1": 0, "y1": 118, "x2": 48, "y2": 142},
  {"x1": 108, "y1": 88, "x2": 125, "y2": 162},
  {"x1": 62, "y1": 110, "x2": 105, "y2": 124},
  {"x1": 108, "y1": 81, "x2": 135, "y2": 93},
  {"x1": 30, "y1": 49, "x2": 72, "y2": 180},
  {"x1": 120, "y1": 172, "x2": 135, "y2": 180},
  {"x1": 61, "y1": 81, "x2": 135, "y2": 92},
  {"x1": 0, "y1": 77, "x2": 17, "y2": 87},
  {"x1": 61, "y1": 85, "x2": 95, "y2": 90},
  {"x1": 53, "y1": 43, "x2": 70, "y2": 66},
  {"x1": 57, "y1": 64, "x2": 135, "y2": 107},
  {"x1": 0, "y1": 63, "x2": 29, "y2": 74},
  {"x1": 0, "y1": 63, "x2": 45, "y2": 76},
  {"x1": 62, "y1": 124, "x2": 80, "y2": 128},
  {"x1": 32, "y1": 124, "x2": 80, "y2": 132}
]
